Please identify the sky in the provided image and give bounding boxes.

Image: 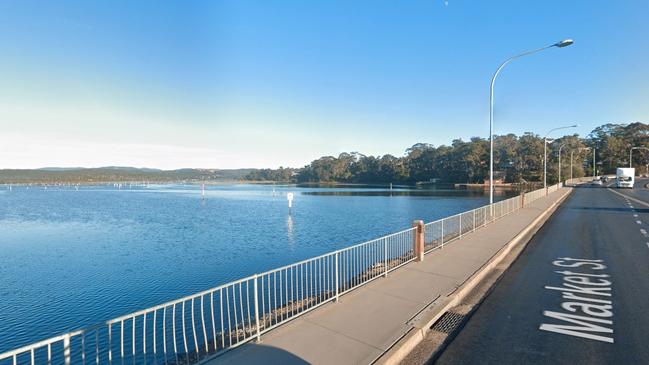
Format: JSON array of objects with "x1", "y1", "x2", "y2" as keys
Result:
[{"x1": 0, "y1": 0, "x2": 647, "y2": 169}]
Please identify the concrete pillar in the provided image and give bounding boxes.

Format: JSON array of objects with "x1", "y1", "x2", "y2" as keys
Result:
[
  {"x1": 413, "y1": 220, "x2": 425, "y2": 262},
  {"x1": 521, "y1": 192, "x2": 525, "y2": 208}
]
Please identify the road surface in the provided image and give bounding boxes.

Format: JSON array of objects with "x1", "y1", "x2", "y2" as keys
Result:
[{"x1": 434, "y1": 179, "x2": 649, "y2": 364}]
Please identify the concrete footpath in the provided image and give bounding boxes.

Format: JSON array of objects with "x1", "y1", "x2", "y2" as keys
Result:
[{"x1": 206, "y1": 188, "x2": 572, "y2": 365}]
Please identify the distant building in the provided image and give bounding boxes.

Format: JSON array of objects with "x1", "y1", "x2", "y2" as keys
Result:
[{"x1": 483, "y1": 171, "x2": 505, "y2": 185}]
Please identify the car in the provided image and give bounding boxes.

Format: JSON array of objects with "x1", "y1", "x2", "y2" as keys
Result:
[{"x1": 591, "y1": 178, "x2": 603, "y2": 186}]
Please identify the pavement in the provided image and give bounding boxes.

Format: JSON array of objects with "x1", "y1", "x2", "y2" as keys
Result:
[
  {"x1": 206, "y1": 188, "x2": 572, "y2": 365},
  {"x1": 434, "y1": 180, "x2": 649, "y2": 364}
]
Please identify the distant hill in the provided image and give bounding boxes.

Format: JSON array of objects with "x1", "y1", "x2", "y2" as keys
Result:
[{"x1": 0, "y1": 167, "x2": 257, "y2": 184}]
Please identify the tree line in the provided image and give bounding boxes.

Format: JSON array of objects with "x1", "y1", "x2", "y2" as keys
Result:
[{"x1": 244, "y1": 122, "x2": 649, "y2": 185}]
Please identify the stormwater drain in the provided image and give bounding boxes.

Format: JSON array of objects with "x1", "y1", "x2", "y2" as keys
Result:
[{"x1": 431, "y1": 311, "x2": 466, "y2": 334}]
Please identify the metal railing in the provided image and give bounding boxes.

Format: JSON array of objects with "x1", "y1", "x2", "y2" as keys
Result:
[{"x1": 0, "y1": 183, "x2": 564, "y2": 365}]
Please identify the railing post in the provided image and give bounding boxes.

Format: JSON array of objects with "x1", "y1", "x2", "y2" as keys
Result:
[
  {"x1": 489, "y1": 204, "x2": 493, "y2": 223},
  {"x1": 459, "y1": 214, "x2": 462, "y2": 238},
  {"x1": 521, "y1": 192, "x2": 525, "y2": 208},
  {"x1": 483, "y1": 207, "x2": 487, "y2": 227},
  {"x1": 441, "y1": 220, "x2": 444, "y2": 249},
  {"x1": 383, "y1": 238, "x2": 388, "y2": 277},
  {"x1": 254, "y1": 275, "x2": 261, "y2": 342},
  {"x1": 334, "y1": 252, "x2": 339, "y2": 302},
  {"x1": 473, "y1": 209, "x2": 476, "y2": 232},
  {"x1": 63, "y1": 334, "x2": 71, "y2": 365},
  {"x1": 412, "y1": 220, "x2": 424, "y2": 262}
]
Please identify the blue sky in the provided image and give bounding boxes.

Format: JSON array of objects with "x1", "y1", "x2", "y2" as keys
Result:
[{"x1": 0, "y1": 0, "x2": 647, "y2": 169}]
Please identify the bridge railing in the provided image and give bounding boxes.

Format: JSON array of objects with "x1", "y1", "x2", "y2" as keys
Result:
[
  {"x1": 0, "y1": 183, "x2": 564, "y2": 365},
  {"x1": 423, "y1": 182, "x2": 562, "y2": 253}
]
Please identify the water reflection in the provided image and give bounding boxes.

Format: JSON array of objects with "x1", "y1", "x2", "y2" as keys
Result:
[{"x1": 286, "y1": 214, "x2": 294, "y2": 245}]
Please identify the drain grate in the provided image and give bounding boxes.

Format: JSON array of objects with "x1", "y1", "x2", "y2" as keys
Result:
[{"x1": 431, "y1": 311, "x2": 465, "y2": 334}]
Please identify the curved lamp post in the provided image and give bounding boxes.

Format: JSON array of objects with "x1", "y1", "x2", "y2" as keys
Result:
[
  {"x1": 544, "y1": 124, "x2": 578, "y2": 188},
  {"x1": 630, "y1": 146, "x2": 649, "y2": 168},
  {"x1": 489, "y1": 39, "x2": 573, "y2": 204},
  {"x1": 570, "y1": 147, "x2": 591, "y2": 180}
]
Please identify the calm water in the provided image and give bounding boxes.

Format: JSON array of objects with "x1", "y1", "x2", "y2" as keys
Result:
[{"x1": 0, "y1": 183, "x2": 513, "y2": 352}]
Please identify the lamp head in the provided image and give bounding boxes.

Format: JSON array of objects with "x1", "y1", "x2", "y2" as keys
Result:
[{"x1": 554, "y1": 39, "x2": 574, "y2": 48}]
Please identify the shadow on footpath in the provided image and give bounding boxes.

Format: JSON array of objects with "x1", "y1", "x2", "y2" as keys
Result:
[{"x1": 209, "y1": 343, "x2": 310, "y2": 365}]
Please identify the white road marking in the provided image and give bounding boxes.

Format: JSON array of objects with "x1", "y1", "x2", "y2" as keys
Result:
[
  {"x1": 636, "y1": 220, "x2": 642, "y2": 224},
  {"x1": 634, "y1": 214, "x2": 639, "y2": 217},
  {"x1": 647, "y1": 243, "x2": 649, "y2": 249},
  {"x1": 640, "y1": 229, "x2": 647, "y2": 236},
  {"x1": 609, "y1": 188, "x2": 649, "y2": 208},
  {"x1": 541, "y1": 258, "x2": 614, "y2": 343}
]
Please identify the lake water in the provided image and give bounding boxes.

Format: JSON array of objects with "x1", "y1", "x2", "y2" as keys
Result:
[{"x1": 0, "y1": 183, "x2": 514, "y2": 352}]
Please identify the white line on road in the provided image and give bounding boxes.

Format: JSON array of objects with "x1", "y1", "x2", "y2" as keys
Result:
[
  {"x1": 634, "y1": 214, "x2": 639, "y2": 217},
  {"x1": 636, "y1": 220, "x2": 642, "y2": 224},
  {"x1": 608, "y1": 188, "x2": 649, "y2": 208}
]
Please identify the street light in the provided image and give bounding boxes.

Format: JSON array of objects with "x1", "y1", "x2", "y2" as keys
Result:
[
  {"x1": 570, "y1": 147, "x2": 591, "y2": 181},
  {"x1": 579, "y1": 147, "x2": 597, "y2": 178},
  {"x1": 488, "y1": 39, "x2": 574, "y2": 204},
  {"x1": 592, "y1": 147, "x2": 596, "y2": 178},
  {"x1": 558, "y1": 144, "x2": 567, "y2": 183},
  {"x1": 544, "y1": 124, "x2": 579, "y2": 188},
  {"x1": 629, "y1": 146, "x2": 649, "y2": 168}
]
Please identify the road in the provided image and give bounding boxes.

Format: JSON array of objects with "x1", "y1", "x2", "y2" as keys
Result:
[{"x1": 434, "y1": 179, "x2": 649, "y2": 364}]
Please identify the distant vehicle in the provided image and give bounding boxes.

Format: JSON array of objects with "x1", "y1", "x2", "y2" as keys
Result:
[
  {"x1": 600, "y1": 176, "x2": 608, "y2": 183},
  {"x1": 591, "y1": 178, "x2": 603, "y2": 186},
  {"x1": 616, "y1": 168, "x2": 635, "y2": 188}
]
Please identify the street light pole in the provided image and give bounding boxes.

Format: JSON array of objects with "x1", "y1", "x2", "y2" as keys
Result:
[
  {"x1": 572, "y1": 147, "x2": 591, "y2": 182},
  {"x1": 629, "y1": 146, "x2": 649, "y2": 168},
  {"x1": 544, "y1": 124, "x2": 578, "y2": 188},
  {"x1": 489, "y1": 39, "x2": 574, "y2": 204},
  {"x1": 593, "y1": 148, "x2": 596, "y2": 178},
  {"x1": 570, "y1": 150, "x2": 574, "y2": 180},
  {"x1": 558, "y1": 144, "x2": 567, "y2": 183}
]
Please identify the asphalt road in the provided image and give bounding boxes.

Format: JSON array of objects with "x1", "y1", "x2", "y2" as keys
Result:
[{"x1": 434, "y1": 180, "x2": 649, "y2": 364}]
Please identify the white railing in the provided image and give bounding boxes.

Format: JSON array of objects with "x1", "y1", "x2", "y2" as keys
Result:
[
  {"x1": 422, "y1": 182, "x2": 565, "y2": 254},
  {"x1": 0, "y1": 183, "x2": 564, "y2": 365}
]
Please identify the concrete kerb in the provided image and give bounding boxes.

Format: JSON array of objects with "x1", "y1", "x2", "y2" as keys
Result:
[{"x1": 373, "y1": 187, "x2": 574, "y2": 365}]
